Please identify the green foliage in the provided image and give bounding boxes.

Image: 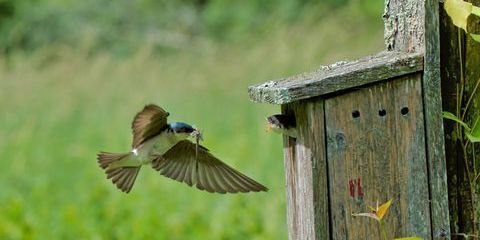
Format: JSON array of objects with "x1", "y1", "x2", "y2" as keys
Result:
[
  {"x1": 442, "y1": 2, "x2": 480, "y2": 232},
  {"x1": 443, "y1": 111, "x2": 470, "y2": 131},
  {"x1": 443, "y1": 111, "x2": 480, "y2": 143},
  {"x1": 0, "y1": 0, "x2": 14, "y2": 20},
  {"x1": 0, "y1": 1, "x2": 384, "y2": 239},
  {"x1": 444, "y1": 0, "x2": 480, "y2": 42},
  {"x1": 0, "y1": 0, "x2": 381, "y2": 55}
]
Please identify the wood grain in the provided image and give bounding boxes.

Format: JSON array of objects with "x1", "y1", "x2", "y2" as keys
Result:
[
  {"x1": 422, "y1": 0, "x2": 451, "y2": 238},
  {"x1": 325, "y1": 75, "x2": 431, "y2": 239},
  {"x1": 385, "y1": 0, "x2": 450, "y2": 238},
  {"x1": 248, "y1": 51, "x2": 423, "y2": 104},
  {"x1": 282, "y1": 101, "x2": 329, "y2": 240},
  {"x1": 439, "y1": 5, "x2": 464, "y2": 235},
  {"x1": 248, "y1": 0, "x2": 452, "y2": 239}
]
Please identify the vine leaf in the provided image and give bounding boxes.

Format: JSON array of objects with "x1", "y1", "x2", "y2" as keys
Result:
[
  {"x1": 466, "y1": 132, "x2": 480, "y2": 142},
  {"x1": 473, "y1": 4, "x2": 480, "y2": 16},
  {"x1": 445, "y1": 0, "x2": 472, "y2": 30},
  {"x1": 444, "y1": 0, "x2": 480, "y2": 42},
  {"x1": 466, "y1": 115, "x2": 480, "y2": 142},
  {"x1": 442, "y1": 111, "x2": 471, "y2": 131},
  {"x1": 472, "y1": 34, "x2": 480, "y2": 42},
  {"x1": 442, "y1": 112, "x2": 480, "y2": 143}
]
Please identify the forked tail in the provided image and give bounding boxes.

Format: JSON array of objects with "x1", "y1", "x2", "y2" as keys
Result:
[{"x1": 97, "y1": 152, "x2": 140, "y2": 193}]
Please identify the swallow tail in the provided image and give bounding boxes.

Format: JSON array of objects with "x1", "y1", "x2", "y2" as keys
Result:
[{"x1": 97, "y1": 152, "x2": 140, "y2": 193}]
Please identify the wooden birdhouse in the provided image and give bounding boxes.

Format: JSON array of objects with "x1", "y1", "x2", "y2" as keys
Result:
[{"x1": 248, "y1": 0, "x2": 450, "y2": 239}]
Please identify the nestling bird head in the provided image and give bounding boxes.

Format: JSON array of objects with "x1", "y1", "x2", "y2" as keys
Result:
[
  {"x1": 266, "y1": 114, "x2": 297, "y2": 138},
  {"x1": 170, "y1": 122, "x2": 203, "y2": 141},
  {"x1": 266, "y1": 114, "x2": 294, "y2": 131}
]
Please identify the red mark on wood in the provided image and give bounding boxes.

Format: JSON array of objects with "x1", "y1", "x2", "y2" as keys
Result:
[
  {"x1": 349, "y1": 179, "x2": 355, "y2": 197},
  {"x1": 357, "y1": 178, "x2": 364, "y2": 197}
]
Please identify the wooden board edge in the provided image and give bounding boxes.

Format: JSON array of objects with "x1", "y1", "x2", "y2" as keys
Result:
[
  {"x1": 281, "y1": 100, "x2": 330, "y2": 240},
  {"x1": 248, "y1": 52, "x2": 423, "y2": 105},
  {"x1": 423, "y1": 0, "x2": 451, "y2": 238}
]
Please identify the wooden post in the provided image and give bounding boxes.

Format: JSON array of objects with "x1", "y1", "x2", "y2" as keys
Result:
[
  {"x1": 384, "y1": 0, "x2": 450, "y2": 238},
  {"x1": 282, "y1": 101, "x2": 329, "y2": 240},
  {"x1": 248, "y1": 0, "x2": 451, "y2": 239}
]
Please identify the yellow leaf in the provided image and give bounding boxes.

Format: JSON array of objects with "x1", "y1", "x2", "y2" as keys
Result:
[
  {"x1": 473, "y1": 5, "x2": 480, "y2": 17},
  {"x1": 444, "y1": 0, "x2": 472, "y2": 30},
  {"x1": 394, "y1": 238, "x2": 422, "y2": 240},
  {"x1": 376, "y1": 199, "x2": 393, "y2": 220}
]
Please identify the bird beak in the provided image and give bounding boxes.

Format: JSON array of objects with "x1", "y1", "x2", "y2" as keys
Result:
[
  {"x1": 266, "y1": 123, "x2": 273, "y2": 132},
  {"x1": 191, "y1": 129, "x2": 204, "y2": 141}
]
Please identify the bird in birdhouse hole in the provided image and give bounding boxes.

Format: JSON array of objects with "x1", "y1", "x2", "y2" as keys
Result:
[
  {"x1": 266, "y1": 114, "x2": 297, "y2": 138},
  {"x1": 97, "y1": 104, "x2": 268, "y2": 194}
]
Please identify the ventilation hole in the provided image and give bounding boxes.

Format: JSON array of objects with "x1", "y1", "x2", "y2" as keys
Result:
[
  {"x1": 401, "y1": 107, "x2": 409, "y2": 116},
  {"x1": 352, "y1": 110, "x2": 360, "y2": 119},
  {"x1": 379, "y1": 109, "x2": 387, "y2": 117}
]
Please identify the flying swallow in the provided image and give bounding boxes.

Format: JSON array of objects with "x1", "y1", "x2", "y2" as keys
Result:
[
  {"x1": 98, "y1": 104, "x2": 268, "y2": 194},
  {"x1": 266, "y1": 114, "x2": 297, "y2": 138}
]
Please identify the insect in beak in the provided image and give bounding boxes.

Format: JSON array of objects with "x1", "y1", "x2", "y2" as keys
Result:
[
  {"x1": 191, "y1": 129, "x2": 203, "y2": 141},
  {"x1": 266, "y1": 123, "x2": 273, "y2": 132},
  {"x1": 191, "y1": 129, "x2": 203, "y2": 161}
]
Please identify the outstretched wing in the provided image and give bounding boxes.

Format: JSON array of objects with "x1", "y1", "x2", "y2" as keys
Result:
[
  {"x1": 151, "y1": 140, "x2": 268, "y2": 193},
  {"x1": 131, "y1": 104, "x2": 169, "y2": 148}
]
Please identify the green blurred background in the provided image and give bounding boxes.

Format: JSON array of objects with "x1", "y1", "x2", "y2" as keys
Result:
[{"x1": 0, "y1": 0, "x2": 384, "y2": 239}]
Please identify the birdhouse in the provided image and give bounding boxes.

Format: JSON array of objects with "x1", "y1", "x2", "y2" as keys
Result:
[{"x1": 248, "y1": 0, "x2": 450, "y2": 239}]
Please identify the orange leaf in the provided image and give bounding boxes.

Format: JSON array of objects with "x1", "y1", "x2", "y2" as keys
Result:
[{"x1": 376, "y1": 199, "x2": 393, "y2": 220}]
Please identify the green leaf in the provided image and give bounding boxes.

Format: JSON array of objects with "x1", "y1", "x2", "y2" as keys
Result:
[
  {"x1": 442, "y1": 111, "x2": 471, "y2": 131},
  {"x1": 394, "y1": 238, "x2": 422, "y2": 240},
  {"x1": 444, "y1": 0, "x2": 473, "y2": 30},
  {"x1": 464, "y1": 115, "x2": 480, "y2": 142},
  {"x1": 470, "y1": 115, "x2": 480, "y2": 135},
  {"x1": 466, "y1": 131, "x2": 480, "y2": 142},
  {"x1": 471, "y1": 33, "x2": 480, "y2": 42},
  {"x1": 473, "y1": 5, "x2": 480, "y2": 16}
]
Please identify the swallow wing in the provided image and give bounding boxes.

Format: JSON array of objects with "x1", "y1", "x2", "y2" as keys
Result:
[
  {"x1": 151, "y1": 140, "x2": 268, "y2": 193},
  {"x1": 131, "y1": 104, "x2": 169, "y2": 148}
]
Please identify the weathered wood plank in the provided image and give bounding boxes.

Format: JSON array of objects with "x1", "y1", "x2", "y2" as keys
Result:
[
  {"x1": 248, "y1": 51, "x2": 423, "y2": 105},
  {"x1": 249, "y1": 0, "x2": 451, "y2": 239},
  {"x1": 439, "y1": 5, "x2": 464, "y2": 235},
  {"x1": 423, "y1": 0, "x2": 451, "y2": 238},
  {"x1": 281, "y1": 100, "x2": 329, "y2": 240},
  {"x1": 385, "y1": 0, "x2": 450, "y2": 238},
  {"x1": 325, "y1": 75, "x2": 431, "y2": 239},
  {"x1": 281, "y1": 105, "x2": 299, "y2": 240},
  {"x1": 383, "y1": 0, "x2": 424, "y2": 52}
]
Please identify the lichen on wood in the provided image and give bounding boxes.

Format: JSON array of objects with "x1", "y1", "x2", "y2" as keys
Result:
[{"x1": 248, "y1": 51, "x2": 423, "y2": 105}]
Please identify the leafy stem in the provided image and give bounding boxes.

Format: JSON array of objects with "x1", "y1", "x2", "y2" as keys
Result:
[{"x1": 379, "y1": 220, "x2": 388, "y2": 240}]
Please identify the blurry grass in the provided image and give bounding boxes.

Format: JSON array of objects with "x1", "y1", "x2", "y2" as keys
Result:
[{"x1": 0, "y1": 4, "x2": 383, "y2": 240}]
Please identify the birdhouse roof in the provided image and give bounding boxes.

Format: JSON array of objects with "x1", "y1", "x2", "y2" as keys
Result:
[{"x1": 248, "y1": 51, "x2": 423, "y2": 105}]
